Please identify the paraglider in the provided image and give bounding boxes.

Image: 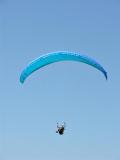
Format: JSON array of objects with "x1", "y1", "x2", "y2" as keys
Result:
[
  {"x1": 20, "y1": 51, "x2": 107, "y2": 136},
  {"x1": 20, "y1": 51, "x2": 107, "y2": 83},
  {"x1": 56, "y1": 122, "x2": 66, "y2": 135}
]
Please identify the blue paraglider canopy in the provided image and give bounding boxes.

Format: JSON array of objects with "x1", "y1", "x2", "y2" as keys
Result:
[{"x1": 20, "y1": 51, "x2": 107, "y2": 83}]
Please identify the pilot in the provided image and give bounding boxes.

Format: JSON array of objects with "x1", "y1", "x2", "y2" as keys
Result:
[{"x1": 56, "y1": 122, "x2": 66, "y2": 135}]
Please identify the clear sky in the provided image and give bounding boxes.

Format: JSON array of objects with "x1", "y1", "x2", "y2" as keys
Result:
[{"x1": 0, "y1": 0, "x2": 120, "y2": 160}]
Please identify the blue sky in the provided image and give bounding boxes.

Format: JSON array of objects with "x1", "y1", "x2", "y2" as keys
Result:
[{"x1": 0, "y1": 0, "x2": 120, "y2": 160}]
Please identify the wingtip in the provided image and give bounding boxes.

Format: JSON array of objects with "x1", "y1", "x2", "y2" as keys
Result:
[
  {"x1": 20, "y1": 76, "x2": 24, "y2": 84},
  {"x1": 105, "y1": 72, "x2": 108, "y2": 80}
]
